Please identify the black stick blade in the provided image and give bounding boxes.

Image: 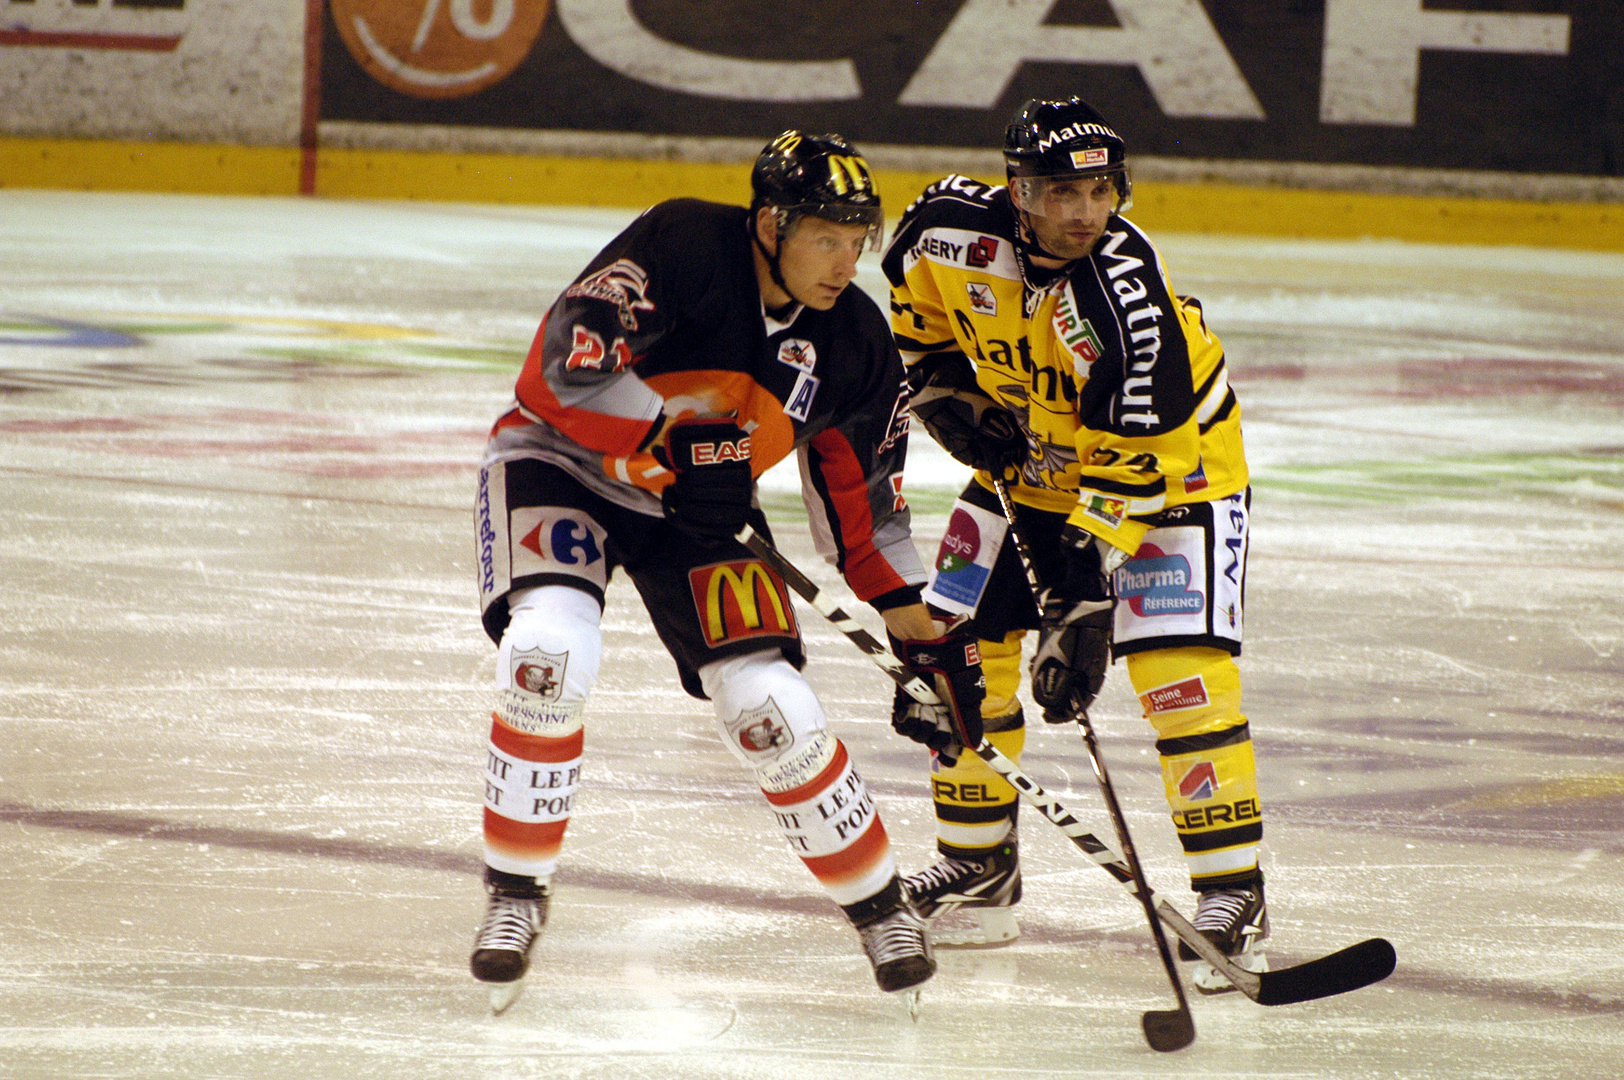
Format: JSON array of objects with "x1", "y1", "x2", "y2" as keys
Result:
[
  {"x1": 1142, "y1": 1008, "x2": 1196, "y2": 1052},
  {"x1": 1255, "y1": 938, "x2": 1397, "y2": 1006}
]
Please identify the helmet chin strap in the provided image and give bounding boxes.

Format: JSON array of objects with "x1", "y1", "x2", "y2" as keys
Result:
[{"x1": 750, "y1": 211, "x2": 802, "y2": 308}]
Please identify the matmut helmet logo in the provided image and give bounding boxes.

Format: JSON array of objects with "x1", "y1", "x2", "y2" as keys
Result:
[
  {"x1": 1036, "y1": 121, "x2": 1119, "y2": 151},
  {"x1": 565, "y1": 258, "x2": 656, "y2": 331}
]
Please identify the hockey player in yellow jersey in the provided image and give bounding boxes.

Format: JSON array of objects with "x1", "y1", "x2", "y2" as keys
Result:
[{"x1": 881, "y1": 97, "x2": 1267, "y2": 991}]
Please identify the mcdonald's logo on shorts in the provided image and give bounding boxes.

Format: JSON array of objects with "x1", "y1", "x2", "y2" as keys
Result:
[{"x1": 689, "y1": 560, "x2": 799, "y2": 646}]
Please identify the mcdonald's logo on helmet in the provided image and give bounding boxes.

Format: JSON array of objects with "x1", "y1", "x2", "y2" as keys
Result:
[{"x1": 750, "y1": 130, "x2": 884, "y2": 251}]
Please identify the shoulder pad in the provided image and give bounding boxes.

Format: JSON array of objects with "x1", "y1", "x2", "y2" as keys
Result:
[{"x1": 890, "y1": 175, "x2": 1005, "y2": 253}]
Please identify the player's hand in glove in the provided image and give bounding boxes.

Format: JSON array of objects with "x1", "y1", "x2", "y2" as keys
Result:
[
  {"x1": 966, "y1": 407, "x2": 1027, "y2": 477},
  {"x1": 655, "y1": 417, "x2": 754, "y2": 546},
  {"x1": 909, "y1": 377, "x2": 1027, "y2": 477},
  {"x1": 1030, "y1": 527, "x2": 1127, "y2": 723},
  {"x1": 890, "y1": 618, "x2": 986, "y2": 768}
]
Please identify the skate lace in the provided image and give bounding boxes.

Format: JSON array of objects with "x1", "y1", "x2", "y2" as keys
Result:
[
  {"x1": 1193, "y1": 888, "x2": 1255, "y2": 933},
  {"x1": 475, "y1": 896, "x2": 539, "y2": 952},
  {"x1": 904, "y1": 856, "x2": 983, "y2": 896},
  {"x1": 861, "y1": 910, "x2": 927, "y2": 966}
]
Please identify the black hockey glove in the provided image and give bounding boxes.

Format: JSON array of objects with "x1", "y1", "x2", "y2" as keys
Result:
[
  {"x1": 890, "y1": 619, "x2": 986, "y2": 768},
  {"x1": 909, "y1": 362, "x2": 1027, "y2": 476},
  {"x1": 656, "y1": 418, "x2": 754, "y2": 546},
  {"x1": 1030, "y1": 527, "x2": 1121, "y2": 724},
  {"x1": 968, "y1": 407, "x2": 1028, "y2": 476}
]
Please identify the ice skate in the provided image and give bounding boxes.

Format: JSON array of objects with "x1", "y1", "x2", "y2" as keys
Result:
[
  {"x1": 902, "y1": 836, "x2": 1021, "y2": 947},
  {"x1": 857, "y1": 902, "x2": 936, "y2": 1009},
  {"x1": 471, "y1": 871, "x2": 549, "y2": 1014},
  {"x1": 1179, "y1": 879, "x2": 1269, "y2": 994}
]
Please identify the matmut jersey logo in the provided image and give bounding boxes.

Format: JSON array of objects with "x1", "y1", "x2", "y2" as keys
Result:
[
  {"x1": 1139, "y1": 675, "x2": 1209, "y2": 715},
  {"x1": 689, "y1": 560, "x2": 798, "y2": 646}
]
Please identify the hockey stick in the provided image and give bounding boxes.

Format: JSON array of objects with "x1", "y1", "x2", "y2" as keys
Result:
[
  {"x1": 738, "y1": 523, "x2": 1395, "y2": 1012},
  {"x1": 983, "y1": 476, "x2": 1397, "y2": 1007},
  {"x1": 979, "y1": 478, "x2": 1191, "y2": 1044},
  {"x1": 736, "y1": 524, "x2": 1191, "y2": 1051}
]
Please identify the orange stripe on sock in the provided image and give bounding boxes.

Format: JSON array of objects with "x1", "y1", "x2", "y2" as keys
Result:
[
  {"x1": 484, "y1": 808, "x2": 569, "y2": 859},
  {"x1": 491, "y1": 714, "x2": 584, "y2": 762},
  {"x1": 800, "y1": 816, "x2": 890, "y2": 887}
]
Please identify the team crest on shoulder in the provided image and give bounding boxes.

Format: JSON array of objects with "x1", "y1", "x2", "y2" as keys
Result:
[{"x1": 566, "y1": 258, "x2": 656, "y2": 331}]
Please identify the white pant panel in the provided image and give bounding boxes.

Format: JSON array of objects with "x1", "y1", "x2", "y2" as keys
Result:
[{"x1": 699, "y1": 651, "x2": 835, "y2": 793}]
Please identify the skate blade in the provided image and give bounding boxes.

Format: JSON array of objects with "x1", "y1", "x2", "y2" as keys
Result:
[
  {"x1": 891, "y1": 986, "x2": 924, "y2": 1023},
  {"x1": 1191, "y1": 949, "x2": 1268, "y2": 996},
  {"x1": 928, "y1": 908, "x2": 1020, "y2": 949},
  {"x1": 487, "y1": 978, "x2": 527, "y2": 1015}
]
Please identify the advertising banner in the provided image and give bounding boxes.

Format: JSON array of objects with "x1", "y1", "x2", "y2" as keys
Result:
[{"x1": 319, "y1": 1, "x2": 1622, "y2": 178}]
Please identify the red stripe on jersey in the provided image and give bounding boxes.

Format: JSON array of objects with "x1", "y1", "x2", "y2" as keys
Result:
[
  {"x1": 801, "y1": 815, "x2": 891, "y2": 886},
  {"x1": 763, "y1": 740, "x2": 850, "y2": 807},
  {"x1": 489, "y1": 407, "x2": 529, "y2": 438},
  {"x1": 483, "y1": 809, "x2": 569, "y2": 855},
  {"x1": 513, "y1": 318, "x2": 657, "y2": 455},
  {"x1": 808, "y1": 426, "x2": 907, "y2": 602},
  {"x1": 490, "y1": 715, "x2": 584, "y2": 763}
]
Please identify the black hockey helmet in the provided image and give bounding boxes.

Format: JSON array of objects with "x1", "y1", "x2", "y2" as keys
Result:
[
  {"x1": 750, "y1": 130, "x2": 884, "y2": 251},
  {"x1": 1003, "y1": 97, "x2": 1132, "y2": 212}
]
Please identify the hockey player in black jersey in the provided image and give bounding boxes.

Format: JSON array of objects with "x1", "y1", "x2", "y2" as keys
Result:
[
  {"x1": 883, "y1": 98, "x2": 1270, "y2": 991},
  {"x1": 467, "y1": 131, "x2": 986, "y2": 1012}
]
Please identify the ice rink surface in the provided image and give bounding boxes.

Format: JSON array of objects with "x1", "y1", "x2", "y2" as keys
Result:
[{"x1": 1, "y1": 189, "x2": 1621, "y2": 1079}]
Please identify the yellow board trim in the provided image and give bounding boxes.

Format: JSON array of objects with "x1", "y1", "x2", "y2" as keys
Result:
[{"x1": 3, "y1": 135, "x2": 1621, "y2": 252}]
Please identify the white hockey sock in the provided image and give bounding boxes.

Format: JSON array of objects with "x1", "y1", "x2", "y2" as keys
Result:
[
  {"x1": 702, "y1": 651, "x2": 898, "y2": 906},
  {"x1": 484, "y1": 586, "x2": 601, "y2": 879}
]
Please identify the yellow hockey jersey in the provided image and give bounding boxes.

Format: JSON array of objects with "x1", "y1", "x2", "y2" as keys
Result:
[{"x1": 882, "y1": 175, "x2": 1248, "y2": 554}]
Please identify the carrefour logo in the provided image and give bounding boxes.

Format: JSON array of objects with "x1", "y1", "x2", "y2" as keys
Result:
[{"x1": 1115, "y1": 544, "x2": 1203, "y2": 617}]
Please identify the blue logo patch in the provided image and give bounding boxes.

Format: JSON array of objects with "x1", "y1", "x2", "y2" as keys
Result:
[{"x1": 1116, "y1": 547, "x2": 1203, "y2": 617}]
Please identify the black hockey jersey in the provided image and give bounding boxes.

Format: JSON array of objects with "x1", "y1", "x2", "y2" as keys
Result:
[{"x1": 486, "y1": 198, "x2": 923, "y2": 605}]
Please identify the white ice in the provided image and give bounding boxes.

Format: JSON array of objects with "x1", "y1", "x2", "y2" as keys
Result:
[{"x1": 1, "y1": 190, "x2": 1621, "y2": 1079}]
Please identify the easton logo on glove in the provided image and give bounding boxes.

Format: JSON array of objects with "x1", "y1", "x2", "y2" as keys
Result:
[
  {"x1": 660, "y1": 418, "x2": 755, "y2": 546},
  {"x1": 686, "y1": 434, "x2": 751, "y2": 465}
]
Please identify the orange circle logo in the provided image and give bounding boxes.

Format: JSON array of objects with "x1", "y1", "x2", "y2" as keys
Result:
[{"x1": 331, "y1": 0, "x2": 550, "y2": 100}]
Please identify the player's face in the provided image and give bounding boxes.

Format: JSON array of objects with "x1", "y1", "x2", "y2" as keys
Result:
[
  {"x1": 774, "y1": 216, "x2": 869, "y2": 310},
  {"x1": 1013, "y1": 174, "x2": 1119, "y2": 261}
]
